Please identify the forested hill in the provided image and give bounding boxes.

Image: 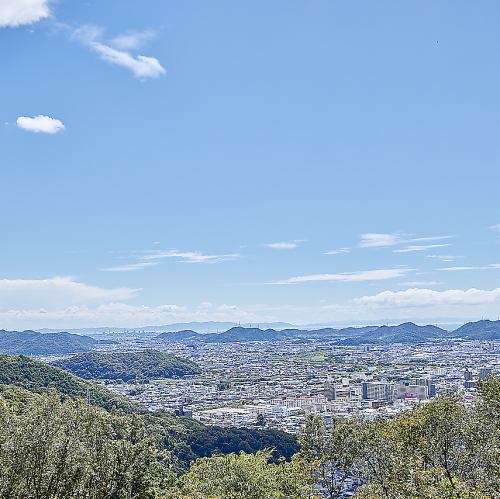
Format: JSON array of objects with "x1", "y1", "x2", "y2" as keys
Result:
[
  {"x1": 0, "y1": 354, "x2": 137, "y2": 412},
  {"x1": 157, "y1": 320, "x2": 500, "y2": 345},
  {"x1": 0, "y1": 329, "x2": 113, "y2": 355},
  {"x1": 53, "y1": 350, "x2": 201, "y2": 381}
]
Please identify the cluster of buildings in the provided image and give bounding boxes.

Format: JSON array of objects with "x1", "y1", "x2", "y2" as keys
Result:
[{"x1": 92, "y1": 333, "x2": 498, "y2": 433}]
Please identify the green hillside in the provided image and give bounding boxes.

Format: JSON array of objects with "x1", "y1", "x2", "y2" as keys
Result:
[
  {"x1": 0, "y1": 354, "x2": 137, "y2": 413},
  {"x1": 53, "y1": 350, "x2": 201, "y2": 381}
]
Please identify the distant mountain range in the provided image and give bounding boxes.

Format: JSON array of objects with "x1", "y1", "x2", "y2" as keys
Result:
[
  {"x1": 1, "y1": 320, "x2": 498, "y2": 355},
  {"x1": 157, "y1": 320, "x2": 500, "y2": 345},
  {"x1": 0, "y1": 330, "x2": 116, "y2": 355}
]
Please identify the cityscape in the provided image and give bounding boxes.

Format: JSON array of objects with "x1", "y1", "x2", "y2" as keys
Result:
[{"x1": 56, "y1": 326, "x2": 498, "y2": 433}]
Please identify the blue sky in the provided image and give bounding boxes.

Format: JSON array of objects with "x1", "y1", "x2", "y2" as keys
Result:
[{"x1": 1, "y1": 0, "x2": 500, "y2": 329}]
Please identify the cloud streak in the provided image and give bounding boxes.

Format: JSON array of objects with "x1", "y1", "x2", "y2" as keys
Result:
[
  {"x1": 100, "y1": 262, "x2": 159, "y2": 272},
  {"x1": 110, "y1": 30, "x2": 157, "y2": 50},
  {"x1": 439, "y1": 264, "x2": 500, "y2": 272},
  {"x1": 266, "y1": 240, "x2": 304, "y2": 250},
  {"x1": 141, "y1": 249, "x2": 240, "y2": 264},
  {"x1": 324, "y1": 248, "x2": 350, "y2": 255},
  {"x1": 73, "y1": 25, "x2": 165, "y2": 79},
  {"x1": 359, "y1": 233, "x2": 452, "y2": 249},
  {"x1": 271, "y1": 268, "x2": 413, "y2": 285},
  {"x1": 394, "y1": 243, "x2": 451, "y2": 253}
]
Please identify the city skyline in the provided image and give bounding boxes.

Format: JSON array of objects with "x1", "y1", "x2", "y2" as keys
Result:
[{"x1": 2, "y1": 0, "x2": 500, "y2": 329}]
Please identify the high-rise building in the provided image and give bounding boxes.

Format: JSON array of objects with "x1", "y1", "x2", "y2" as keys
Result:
[
  {"x1": 324, "y1": 381, "x2": 335, "y2": 401},
  {"x1": 361, "y1": 382, "x2": 392, "y2": 401},
  {"x1": 464, "y1": 369, "x2": 473, "y2": 381},
  {"x1": 479, "y1": 368, "x2": 493, "y2": 380}
]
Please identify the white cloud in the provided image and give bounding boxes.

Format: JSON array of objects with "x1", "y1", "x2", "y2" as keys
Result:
[
  {"x1": 100, "y1": 262, "x2": 159, "y2": 272},
  {"x1": 439, "y1": 264, "x2": 500, "y2": 272},
  {"x1": 359, "y1": 233, "x2": 452, "y2": 249},
  {"x1": 356, "y1": 287, "x2": 500, "y2": 309},
  {"x1": 271, "y1": 268, "x2": 413, "y2": 285},
  {"x1": 73, "y1": 25, "x2": 165, "y2": 79},
  {"x1": 111, "y1": 30, "x2": 157, "y2": 50},
  {"x1": 426, "y1": 255, "x2": 463, "y2": 262},
  {"x1": 489, "y1": 224, "x2": 500, "y2": 233},
  {"x1": 91, "y1": 42, "x2": 165, "y2": 78},
  {"x1": 394, "y1": 243, "x2": 451, "y2": 253},
  {"x1": 267, "y1": 240, "x2": 304, "y2": 250},
  {"x1": 17, "y1": 115, "x2": 64, "y2": 134},
  {"x1": 0, "y1": 277, "x2": 139, "y2": 310},
  {"x1": 0, "y1": 0, "x2": 49, "y2": 28},
  {"x1": 359, "y1": 233, "x2": 401, "y2": 248},
  {"x1": 141, "y1": 249, "x2": 240, "y2": 264},
  {"x1": 324, "y1": 248, "x2": 350, "y2": 255}
]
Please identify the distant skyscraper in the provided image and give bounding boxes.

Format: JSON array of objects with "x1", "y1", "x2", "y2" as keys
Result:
[
  {"x1": 362, "y1": 382, "x2": 392, "y2": 401},
  {"x1": 464, "y1": 369, "x2": 473, "y2": 381},
  {"x1": 479, "y1": 368, "x2": 493, "y2": 380}
]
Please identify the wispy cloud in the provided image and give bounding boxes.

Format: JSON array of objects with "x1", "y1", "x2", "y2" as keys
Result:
[
  {"x1": 110, "y1": 30, "x2": 157, "y2": 50},
  {"x1": 394, "y1": 243, "x2": 451, "y2": 253},
  {"x1": 100, "y1": 262, "x2": 159, "y2": 272},
  {"x1": 356, "y1": 287, "x2": 500, "y2": 308},
  {"x1": 142, "y1": 249, "x2": 240, "y2": 264},
  {"x1": 0, "y1": 0, "x2": 50, "y2": 28},
  {"x1": 270, "y1": 267, "x2": 413, "y2": 285},
  {"x1": 439, "y1": 264, "x2": 500, "y2": 272},
  {"x1": 359, "y1": 233, "x2": 452, "y2": 249},
  {"x1": 489, "y1": 224, "x2": 500, "y2": 233},
  {"x1": 324, "y1": 248, "x2": 350, "y2": 255},
  {"x1": 17, "y1": 115, "x2": 65, "y2": 134},
  {"x1": 359, "y1": 233, "x2": 401, "y2": 248},
  {"x1": 73, "y1": 25, "x2": 165, "y2": 79},
  {"x1": 266, "y1": 240, "x2": 304, "y2": 250},
  {"x1": 426, "y1": 255, "x2": 463, "y2": 262}
]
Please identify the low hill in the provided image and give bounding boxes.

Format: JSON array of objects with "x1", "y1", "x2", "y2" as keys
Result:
[
  {"x1": 449, "y1": 320, "x2": 500, "y2": 340},
  {"x1": 339, "y1": 322, "x2": 446, "y2": 345},
  {"x1": 0, "y1": 354, "x2": 137, "y2": 412},
  {"x1": 0, "y1": 330, "x2": 112, "y2": 355},
  {"x1": 157, "y1": 330, "x2": 201, "y2": 342},
  {"x1": 53, "y1": 350, "x2": 201, "y2": 381}
]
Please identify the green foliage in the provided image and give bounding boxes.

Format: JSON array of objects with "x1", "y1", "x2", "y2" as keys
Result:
[
  {"x1": 53, "y1": 350, "x2": 200, "y2": 382},
  {"x1": 0, "y1": 354, "x2": 137, "y2": 412},
  {"x1": 299, "y1": 415, "x2": 363, "y2": 498},
  {"x1": 298, "y1": 379, "x2": 500, "y2": 498},
  {"x1": 167, "y1": 450, "x2": 317, "y2": 498},
  {"x1": 0, "y1": 389, "x2": 174, "y2": 498},
  {"x1": 185, "y1": 425, "x2": 299, "y2": 463},
  {"x1": 352, "y1": 393, "x2": 499, "y2": 498}
]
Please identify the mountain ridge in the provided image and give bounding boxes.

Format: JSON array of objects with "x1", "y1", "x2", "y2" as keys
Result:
[{"x1": 157, "y1": 320, "x2": 499, "y2": 345}]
